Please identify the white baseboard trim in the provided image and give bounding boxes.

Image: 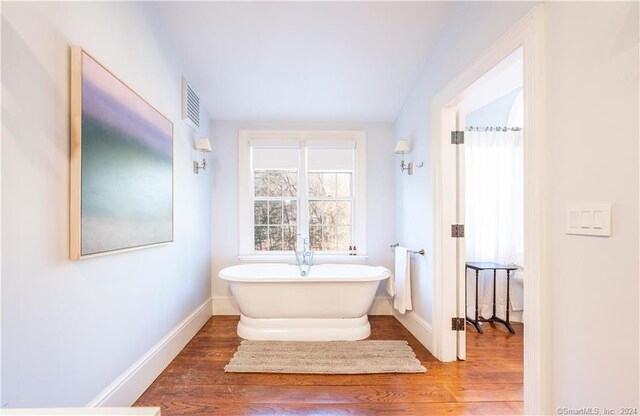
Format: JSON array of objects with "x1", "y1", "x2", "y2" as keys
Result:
[
  {"x1": 87, "y1": 298, "x2": 213, "y2": 407},
  {"x1": 393, "y1": 310, "x2": 433, "y2": 353},
  {"x1": 211, "y1": 296, "x2": 393, "y2": 316}
]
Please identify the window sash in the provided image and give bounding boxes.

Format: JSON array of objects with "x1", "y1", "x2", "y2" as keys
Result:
[{"x1": 251, "y1": 167, "x2": 299, "y2": 253}]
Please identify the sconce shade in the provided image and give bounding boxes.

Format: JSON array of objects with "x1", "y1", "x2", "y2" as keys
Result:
[
  {"x1": 196, "y1": 137, "x2": 212, "y2": 152},
  {"x1": 394, "y1": 139, "x2": 411, "y2": 154}
]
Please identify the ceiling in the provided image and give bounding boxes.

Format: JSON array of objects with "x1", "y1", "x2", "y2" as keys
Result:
[{"x1": 155, "y1": 2, "x2": 453, "y2": 122}]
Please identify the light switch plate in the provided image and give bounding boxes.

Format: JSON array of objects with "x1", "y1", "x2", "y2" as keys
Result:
[{"x1": 565, "y1": 203, "x2": 611, "y2": 236}]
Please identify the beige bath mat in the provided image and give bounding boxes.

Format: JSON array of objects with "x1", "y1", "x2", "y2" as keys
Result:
[{"x1": 224, "y1": 340, "x2": 427, "y2": 374}]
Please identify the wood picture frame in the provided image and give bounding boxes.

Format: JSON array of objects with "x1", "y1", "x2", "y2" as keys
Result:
[{"x1": 70, "y1": 47, "x2": 174, "y2": 260}]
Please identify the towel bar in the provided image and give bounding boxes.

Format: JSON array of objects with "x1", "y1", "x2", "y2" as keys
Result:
[{"x1": 390, "y1": 243, "x2": 425, "y2": 256}]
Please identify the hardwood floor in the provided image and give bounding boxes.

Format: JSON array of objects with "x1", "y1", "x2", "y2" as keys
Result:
[{"x1": 135, "y1": 316, "x2": 523, "y2": 415}]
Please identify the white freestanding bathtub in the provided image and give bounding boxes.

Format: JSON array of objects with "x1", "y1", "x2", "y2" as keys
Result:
[{"x1": 219, "y1": 263, "x2": 390, "y2": 341}]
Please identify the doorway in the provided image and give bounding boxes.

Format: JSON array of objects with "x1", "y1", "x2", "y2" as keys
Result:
[
  {"x1": 429, "y1": 6, "x2": 544, "y2": 414},
  {"x1": 458, "y1": 47, "x2": 524, "y2": 358}
]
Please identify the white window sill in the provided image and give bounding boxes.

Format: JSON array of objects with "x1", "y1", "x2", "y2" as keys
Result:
[{"x1": 237, "y1": 254, "x2": 369, "y2": 264}]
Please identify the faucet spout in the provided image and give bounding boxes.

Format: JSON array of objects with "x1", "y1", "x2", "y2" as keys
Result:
[{"x1": 295, "y1": 235, "x2": 314, "y2": 277}]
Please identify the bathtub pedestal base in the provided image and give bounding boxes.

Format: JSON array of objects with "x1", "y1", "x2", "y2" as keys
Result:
[{"x1": 237, "y1": 314, "x2": 371, "y2": 341}]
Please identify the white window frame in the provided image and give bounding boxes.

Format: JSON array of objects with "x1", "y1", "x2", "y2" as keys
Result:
[{"x1": 238, "y1": 130, "x2": 367, "y2": 262}]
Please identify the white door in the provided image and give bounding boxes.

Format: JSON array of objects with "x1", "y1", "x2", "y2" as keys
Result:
[
  {"x1": 438, "y1": 106, "x2": 467, "y2": 361},
  {"x1": 455, "y1": 110, "x2": 467, "y2": 361}
]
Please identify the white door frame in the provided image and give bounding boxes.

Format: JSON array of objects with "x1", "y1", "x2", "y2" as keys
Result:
[{"x1": 430, "y1": 5, "x2": 545, "y2": 415}]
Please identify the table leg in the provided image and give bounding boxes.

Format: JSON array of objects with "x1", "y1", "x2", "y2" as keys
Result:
[
  {"x1": 505, "y1": 270, "x2": 515, "y2": 334},
  {"x1": 475, "y1": 269, "x2": 479, "y2": 322},
  {"x1": 465, "y1": 267, "x2": 468, "y2": 318},
  {"x1": 465, "y1": 267, "x2": 483, "y2": 333},
  {"x1": 492, "y1": 269, "x2": 497, "y2": 318}
]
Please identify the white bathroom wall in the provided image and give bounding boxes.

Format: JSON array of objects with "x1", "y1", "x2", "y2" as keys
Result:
[
  {"x1": 544, "y1": 2, "x2": 639, "y2": 410},
  {"x1": 395, "y1": 1, "x2": 638, "y2": 412},
  {"x1": 210, "y1": 121, "x2": 396, "y2": 309},
  {"x1": 1, "y1": 2, "x2": 212, "y2": 407}
]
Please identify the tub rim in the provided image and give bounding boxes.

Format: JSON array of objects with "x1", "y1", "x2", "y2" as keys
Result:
[{"x1": 219, "y1": 263, "x2": 390, "y2": 283}]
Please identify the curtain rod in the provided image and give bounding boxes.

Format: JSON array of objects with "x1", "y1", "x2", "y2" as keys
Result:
[{"x1": 466, "y1": 126, "x2": 523, "y2": 132}]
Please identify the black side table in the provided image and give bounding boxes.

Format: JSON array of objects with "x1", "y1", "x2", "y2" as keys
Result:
[{"x1": 465, "y1": 262, "x2": 518, "y2": 334}]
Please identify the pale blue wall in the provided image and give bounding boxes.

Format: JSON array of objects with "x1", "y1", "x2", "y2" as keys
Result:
[
  {"x1": 465, "y1": 87, "x2": 522, "y2": 127},
  {"x1": 2, "y1": 2, "x2": 212, "y2": 407}
]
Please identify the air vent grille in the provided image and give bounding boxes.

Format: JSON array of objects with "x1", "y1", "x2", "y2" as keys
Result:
[{"x1": 182, "y1": 78, "x2": 200, "y2": 130}]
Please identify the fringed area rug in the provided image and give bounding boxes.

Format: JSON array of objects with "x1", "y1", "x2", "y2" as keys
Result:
[{"x1": 224, "y1": 340, "x2": 427, "y2": 374}]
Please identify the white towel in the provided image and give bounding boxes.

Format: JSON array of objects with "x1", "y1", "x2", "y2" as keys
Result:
[{"x1": 386, "y1": 246, "x2": 412, "y2": 314}]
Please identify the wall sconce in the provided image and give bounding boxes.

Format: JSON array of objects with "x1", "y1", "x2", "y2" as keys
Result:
[
  {"x1": 395, "y1": 139, "x2": 412, "y2": 174},
  {"x1": 193, "y1": 137, "x2": 212, "y2": 174},
  {"x1": 394, "y1": 139, "x2": 424, "y2": 175}
]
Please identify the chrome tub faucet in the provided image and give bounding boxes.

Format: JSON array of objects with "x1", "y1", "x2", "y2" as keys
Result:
[{"x1": 295, "y1": 235, "x2": 314, "y2": 277}]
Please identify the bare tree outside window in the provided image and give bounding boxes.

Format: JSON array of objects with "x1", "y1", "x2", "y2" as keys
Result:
[
  {"x1": 308, "y1": 171, "x2": 353, "y2": 251},
  {"x1": 254, "y1": 170, "x2": 297, "y2": 251}
]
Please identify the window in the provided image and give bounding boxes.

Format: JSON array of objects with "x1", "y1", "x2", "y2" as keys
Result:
[{"x1": 239, "y1": 131, "x2": 366, "y2": 257}]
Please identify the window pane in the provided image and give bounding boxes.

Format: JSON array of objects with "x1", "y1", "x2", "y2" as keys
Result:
[
  {"x1": 308, "y1": 173, "x2": 323, "y2": 197},
  {"x1": 254, "y1": 201, "x2": 268, "y2": 224},
  {"x1": 336, "y1": 201, "x2": 351, "y2": 225},
  {"x1": 269, "y1": 226, "x2": 283, "y2": 250},
  {"x1": 282, "y1": 172, "x2": 297, "y2": 197},
  {"x1": 309, "y1": 201, "x2": 322, "y2": 224},
  {"x1": 323, "y1": 201, "x2": 337, "y2": 225},
  {"x1": 268, "y1": 171, "x2": 283, "y2": 196},
  {"x1": 308, "y1": 172, "x2": 338, "y2": 197},
  {"x1": 283, "y1": 200, "x2": 297, "y2": 224},
  {"x1": 268, "y1": 201, "x2": 283, "y2": 224},
  {"x1": 322, "y1": 226, "x2": 336, "y2": 251},
  {"x1": 283, "y1": 226, "x2": 297, "y2": 250},
  {"x1": 254, "y1": 226, "x2": 268, "y2": 251},
  {"x1": 322, "y1": 173, "x2": 337, "y2": 197},
  {"x1": 336, "y1": 173, "x2": 352, "y2": 198},
  {"x1": 309, "y1": 225, "x2": 322, "y2": 250},
  {"x1": 254, "y1": 171, "x2": 268, "y2": 197},
  {"x1": 336, "y1": 226, "x2": 351, "y2": 251}
]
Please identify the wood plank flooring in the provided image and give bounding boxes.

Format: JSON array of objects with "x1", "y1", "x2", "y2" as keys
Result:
[{"x1": 134, "y1": 316, "x2": 523, "y2": 415}]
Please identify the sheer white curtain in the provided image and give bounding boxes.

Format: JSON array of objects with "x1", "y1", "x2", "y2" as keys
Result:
[{"x1": 465, "y1": 129, "x2": 523, "y2": 320}]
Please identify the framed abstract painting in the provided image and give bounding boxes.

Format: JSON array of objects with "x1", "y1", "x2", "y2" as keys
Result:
[{"x1": 70, "y1": 47, "x2": 174, "y2": 259}]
